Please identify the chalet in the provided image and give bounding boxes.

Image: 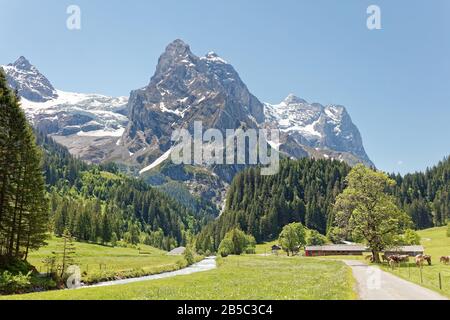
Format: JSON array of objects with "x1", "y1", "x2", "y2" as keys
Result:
[
  {"x1": 383, "y1": 245, "x2": 424, "y2": 257},
  {"x1": 304, "y1": 244, "x2": 367, "y2": 256},
  {"x1": 167, "y1": 247, "x2": 186, "y2": 255},
  {"x1": 271, "y1": 245, "x2": 282, "y2": 254}
]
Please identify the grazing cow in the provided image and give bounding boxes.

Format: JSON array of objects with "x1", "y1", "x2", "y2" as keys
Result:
[
  {"x1": 440, "y1": 256, "x2": 449, "y2": 265},
  {"x1": 415, "y1": 254, "x2": 432, "y2": 267},
  {"x1": 389, "y1": 257, "x2": 398, "y2": 269},
  {"x1": 415, "y1": 254, "x2": 424, "y2": 267},
  {"x1": 381, "y1": 255, "x2": 390, "y2": 263}
]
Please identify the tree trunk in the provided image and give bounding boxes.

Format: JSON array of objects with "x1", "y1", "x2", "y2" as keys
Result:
[
  {"x1": 372, "y1": 250, "x2": 381, "y2": 263},
  {"x1": 8, "y1": 165, "x2": 24, "y2": 257}
]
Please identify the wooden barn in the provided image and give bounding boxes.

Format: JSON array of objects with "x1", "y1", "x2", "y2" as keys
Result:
[
  {"x1": 304, "y1": 245, "x2": 367, "y2": 256},
  {"x1": 383, "y1": 245, "x2": 424, "y2": 257}
]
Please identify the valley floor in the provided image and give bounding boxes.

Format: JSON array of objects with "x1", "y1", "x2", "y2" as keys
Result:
[
  {"x1": 1, "y1": 255, "x2": 356, "y2": 300},
  {"x1": 27, "y1": 236, "x2": 187, "y2": 284},
  {"x1": 2, "y1": 228, "x2": 448, "y2": 300}
]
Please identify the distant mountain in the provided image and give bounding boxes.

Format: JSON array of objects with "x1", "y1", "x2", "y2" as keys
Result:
[
  {"x1": 121, "y1": 39, "x2": 265, "y2": 163},
  {"x1": 264, "y1": 94, "x2": 373, "y2": 166},
  {"x1": 2, "y1": 40, "x2": 373, "y2": 207},
  {"x1": 1, "y1": 57, "x2": 129, "y2": 163},
  {"x1": 2, "y1": 56, "x2": 58, "y2": 102}
]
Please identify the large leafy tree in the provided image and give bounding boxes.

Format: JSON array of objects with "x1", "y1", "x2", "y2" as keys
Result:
[
  {"x1": 278, "y1": 222, "x2": 306, "y2": 256},
  {"x1": 334, "y1": 165, "x2": 411, "y2": 262}
]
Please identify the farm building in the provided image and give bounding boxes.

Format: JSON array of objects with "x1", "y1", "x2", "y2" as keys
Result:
[
  {"x1": 304, "y1": 245, "x2": 367, "y2": 256},
  {"x1": 271, "y1": 245, "x2": 282, "y2": 254},
  {"x1": 167, "y1": 247, "x2": 186, "y2": 255},
  {"x1": 383, "y1": 245, "x2": 424, "y2": 257}
]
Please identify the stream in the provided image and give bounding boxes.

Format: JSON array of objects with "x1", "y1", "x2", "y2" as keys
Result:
[{"x1": 80, "y1": 256, "x2": 217, "y2": 288}]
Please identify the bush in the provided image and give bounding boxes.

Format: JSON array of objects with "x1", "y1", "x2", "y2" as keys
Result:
[
  {"x1": 217, "y1": 228, "x2": 256, "y2": 257},
  {"x1": 307, "y1": 230, "x2": 327, "y2": 246},
  {"x1": 447, "y1": 223, "x2": 450, "y2": 238},
  {"x1": 402, "y1": 229, "x2": 421, "y2": 245},
  {"x1": 0, "y1": 271, "x2": 32, "y2": 294},
  {"x1": 111, "y1": 232, "x2": 118, "y2": 247},
  {"x1": 218, "y1": 238, "x2": 233, "y2": 257},
  {"x1": 183, "y1": 246, "x2": 195, "y2": 265}
]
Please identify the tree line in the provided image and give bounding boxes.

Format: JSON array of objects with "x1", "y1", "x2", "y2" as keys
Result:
[
  {"x1": 0, "y1": 70, "x2": 48, "y2": 262},
  {"x1": 390, "y1": 157, "x2": 450, "y2": 229},
  {"x1": 195, "y1": 158, "x2": 350, "y2": 252},
  {"x1": 195, "y1": 156, "x2": 449, "y2": 253}
]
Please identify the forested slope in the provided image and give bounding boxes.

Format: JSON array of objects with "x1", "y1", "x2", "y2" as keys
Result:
[{"x1": 37, "y1": 130, "x2": 213, "y2": 250}]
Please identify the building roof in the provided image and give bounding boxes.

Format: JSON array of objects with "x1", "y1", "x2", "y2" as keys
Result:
[
  {"x1": 167, "y1": 247, "x2": 186, "y2": 255},
  {"x1": 385, "y1": 245, "x2": 424, "y2": 252},
  {"x1": 305, "y1": 245, "x2": 367, "y2": 252}
]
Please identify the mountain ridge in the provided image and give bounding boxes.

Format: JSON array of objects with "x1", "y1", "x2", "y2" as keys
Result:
[{"x1": 2, "y1": 39, "x2": 374, "y2": 207}]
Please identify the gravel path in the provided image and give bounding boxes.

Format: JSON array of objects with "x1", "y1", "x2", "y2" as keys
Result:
[{"x1": 343, "y1": 260, "x2": 448, "y2": 300}]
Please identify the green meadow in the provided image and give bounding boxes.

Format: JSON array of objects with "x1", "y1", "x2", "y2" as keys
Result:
[
  {"x1": 27, "y1": 236, "x2": 186, "y2": 284},
  {"x1": 2, "y1": 255, "x2": 356, "y2": 300},
  {"x1": 381, "y1": 227, "x2": 450, "y2": 298}
]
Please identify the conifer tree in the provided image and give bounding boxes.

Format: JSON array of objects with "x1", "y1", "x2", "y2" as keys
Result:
[{"x1": 0, "y1": 69, "x2": 48, "y2": 261}]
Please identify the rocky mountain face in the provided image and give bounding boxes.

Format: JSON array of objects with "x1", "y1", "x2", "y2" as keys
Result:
[
  {"x1": 116, "y1": 40, "x2": 373, "y2": 205},
  {"x1": 1, "y1": 57, "x2": 129, "y2": 163},
  {"x1": 3, "y1": 56, "x2": 58, "y2": 102},
  {"x1": 2, "y1": 40, "x2": 373, "y2": 208},
  {"x1": 264, "y1": 94, "x2": 373, "y2": 166},
  {"x1": 121, "y1": 39, "x2": 265, "y2": 165}
]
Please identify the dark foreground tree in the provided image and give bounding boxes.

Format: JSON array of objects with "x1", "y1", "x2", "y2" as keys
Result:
[{"x1": 0, "y1": 69, "x2": 48, "y2": 262}]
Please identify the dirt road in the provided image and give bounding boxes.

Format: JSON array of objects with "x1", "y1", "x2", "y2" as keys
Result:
[{"x1": 343, "y1": 260, "x2": 448, "y2": 300}]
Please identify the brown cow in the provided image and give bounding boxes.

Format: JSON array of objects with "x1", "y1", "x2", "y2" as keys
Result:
[
  {"x1": 389, "y1": 257, "x2": 398, "y2": 269},
  {"x1": 415, "y1": 254, "x2": 432, "y2": 267},
  {"x1": 440, "y1": 256, "x2": 450, "y2": 265}
]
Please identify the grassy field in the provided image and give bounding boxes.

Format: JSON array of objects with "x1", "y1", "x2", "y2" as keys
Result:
[
  {"x1": 2, "y1": 255, "x2": 356, "y2": 300},
  {"x1": 27, "y1": 236, "x2": 185, "y2": 284},
  {"x1": 380, "y1": 227, "x2": 450, "y2": 298},
  {"x1": 255, "y1": 240, "x2": 279, "y2": 254}
]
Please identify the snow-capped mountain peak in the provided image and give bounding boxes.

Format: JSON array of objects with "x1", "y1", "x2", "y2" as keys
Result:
[
  {"x1": 282, "y1": 93, "x2": 307, "y2": 105},
  {"x1": 202, "y1": 51, "x2": 228, "y2": 64},
  {"x1": 2, "y1": 56, "x2": 58, "y2": 102},
  {"x1": 264, "y1": 94, "x2": 372, "y2": 166},
  {"x1": 11, "y1": 56, "x2": 33, "y2": 70},
  {"x1": 2, "y1": 57, "x2": 130, "y2": 163}
]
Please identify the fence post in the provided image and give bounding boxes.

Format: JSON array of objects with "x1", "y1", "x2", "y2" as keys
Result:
[{"x1": 439, "y1": 273, "x2": 442, "y2": 290}]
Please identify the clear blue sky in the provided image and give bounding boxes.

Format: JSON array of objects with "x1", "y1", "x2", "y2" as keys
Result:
[{"x1": 1, "y1": 0, "x2": 449, "y2": 174}]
